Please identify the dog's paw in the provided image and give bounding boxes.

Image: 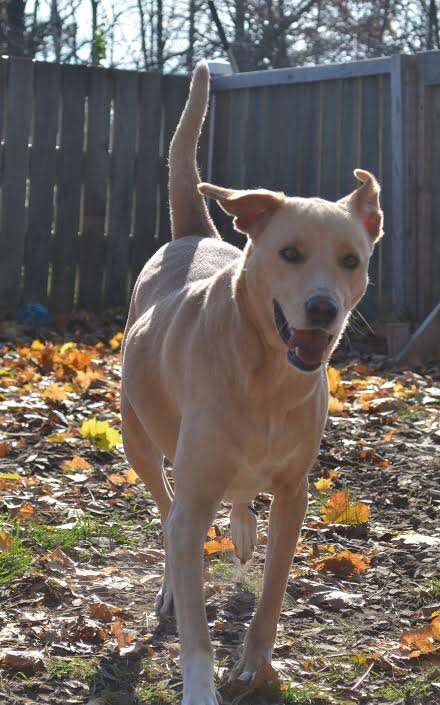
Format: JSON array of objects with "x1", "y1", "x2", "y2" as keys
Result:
[
  {"x1": 155, "y1": 579, "x2": 174, "y2": 618},
  {"x1": 227, "y1": 646, "x2": 273, "y2": 685},
  {"x1": 230, "y1": 503, "x2": 257, "y2": 564}
]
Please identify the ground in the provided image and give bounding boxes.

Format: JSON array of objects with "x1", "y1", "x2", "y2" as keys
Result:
[{"x1": 0, "y1": 313, "x2": 439, "y2": 705}]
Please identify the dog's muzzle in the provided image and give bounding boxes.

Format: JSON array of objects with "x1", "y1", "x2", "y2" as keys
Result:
[{"x1": 273, "y1": 299, "x2": 333, "y2": 372}]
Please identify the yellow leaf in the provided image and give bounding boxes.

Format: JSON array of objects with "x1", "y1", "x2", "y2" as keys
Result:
[
  {"x1": 126, "y1": 468, "x2": 140, "y2": 484},
  {"x1": 327, "y1": 366, "x2": 341, "y2": 394},
  {"x1": 31, "y1": 340, "x2": 45, "y2": 350},
  {"x1": 321, "y1": 490, "x2": 370, "y2": 525},
  {"x1": 0, "y1": 472, "x2": 22, "y2": 491},
  {"x1": 328, "y1": 395, "x2": 345, "y2": 415},
  {"x1": 327, "y1": 469, "x2": 341, "y2": 480},
  {"x1": 314, "y1": 477, "x2": 334, "y2": 492},
  {"x1": 109, "y1": 332, "x2": 124, "y2": 351},
  {"x1": 42, "y1": 383, "x2": 69, "y2": 403},
  {"x1": 80, "y1": 418, "x2": 122, "y2": 451},
  {"x1": 60, "y1": 455, "x2": 92, "y2": 473},
  {"x1": 46, "y1": 432, "x2": 69, "y2": 444}
]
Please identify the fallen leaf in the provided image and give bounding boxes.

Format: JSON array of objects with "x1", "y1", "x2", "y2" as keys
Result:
[
  {"x1": 109, "y1": 332, "x2": 124, "y2": 351},
  {"x1": 0, "y1": 441, "x2": 11, "y2": 458},
  {"x1": 314, "y1": 477, "x2": 334, "y2": 492},
  {"x1": 321, "y1": 490, "x2": 370, "y2": 525},
  {"x1": 0, "y1": 649, "x2": 45, "y2": 673},
  {"x1": 204, "y1": 536, "x2": 235, "y2": 557},
  {"x1": 16, "y1": 502, "x2": 37, "y2": 523},
  {"x1": 328, "y1": 394, "x2": 345, "y2": 415},
  {"x1": 0, "y1": 529, "x2": 13, "y2": 551},
  {"x1": 126, "y1": 467, "x2": 140, "y2": 484},
  {"x1": 400, "y1": 617, "x2": 440, "y2": 657},
  {"x1": 315, "y1": 549, "x2": 370, "y2": 577},
  {"x1": 327, "y1": 366, "x2": 341, "y2": 394},
  {"x1": 80, "y1": 418, "x2": 122, "y2": 451},
  {"x1": 60, "y1": 455, "x2": 92, "y2": 473},
  {"x1": 41, "y1": 383, "x2": 69, "y2": 404},
  {"x1": 111, "y1": 618, "x2": 135, "y2": 649}
]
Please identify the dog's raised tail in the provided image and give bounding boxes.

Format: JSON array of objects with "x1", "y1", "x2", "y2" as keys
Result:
[{"x1": 169, "y1": 60, "x2": 220, "y2": 239}]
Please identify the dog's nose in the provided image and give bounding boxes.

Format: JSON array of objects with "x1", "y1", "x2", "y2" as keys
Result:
[{"x1": 305, "y1": 296, "x2": 338, "y2": 327}]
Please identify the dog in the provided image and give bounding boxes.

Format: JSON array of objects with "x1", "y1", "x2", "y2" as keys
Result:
[{"x1": 121, "y1": 60, "x2": 383, "y2": 705}]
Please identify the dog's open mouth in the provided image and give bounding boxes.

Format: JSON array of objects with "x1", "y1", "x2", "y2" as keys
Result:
[{"x1": 273, "y1": 300, "x2": 333, "y2": 372}]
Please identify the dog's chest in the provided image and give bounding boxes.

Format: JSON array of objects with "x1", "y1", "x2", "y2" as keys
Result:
[{"x1": 225, "y1": 412, "x2": 311, "y2": 503}]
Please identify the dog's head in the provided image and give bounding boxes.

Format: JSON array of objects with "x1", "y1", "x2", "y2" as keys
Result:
[{"x1": 198, "y1": 170, "x2": 383, "y2": 373}]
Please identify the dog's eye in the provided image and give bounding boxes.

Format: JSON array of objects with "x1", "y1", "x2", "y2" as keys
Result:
[
  {"x1": 341, "y1": 254, "x2": 360, "y2": 270},
  {"x1": 279, "y1": 247, "x2": 303, "y2": 263}
]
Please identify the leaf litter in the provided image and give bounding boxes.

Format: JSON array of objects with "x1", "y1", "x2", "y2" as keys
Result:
[{"x1": 0, "y1": 315, "x2": 439, "y2": 704}]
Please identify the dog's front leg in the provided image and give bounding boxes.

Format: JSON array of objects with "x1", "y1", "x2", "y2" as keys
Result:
[
  {"x1": 229, "y1": 478, "x2": 308, "y2": 683},
  {"x1": 165, "y1": 434, "x2": 232, "y2": 705}
]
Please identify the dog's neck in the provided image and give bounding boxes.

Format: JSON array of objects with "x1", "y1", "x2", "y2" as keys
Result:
[{"x1": 229, "y1": 250, "x2": 323, "y2": 403}]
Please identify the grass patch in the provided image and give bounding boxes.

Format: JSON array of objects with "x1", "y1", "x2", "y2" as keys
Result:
[
  {"x1": 136, "y1": 683, "x2": 176, "y2": 704},
  {"x1": 0, "y1": 536, "x2": 32, "y2": 586},
  {"x1": 209, "y1": 556, "x2": 234, "y2": 581},
  {"x1": 283, "y1": 684, "x2": 319, "y2": 704},
  {"x1": 26, "y1": 516, "x2": 135, "y2": 552},
  {"x1": 47, "y1": 656, "x2": 98, "y2": 682},
  {"x1": 428, "y1": 577, "x2": 440, "y2": 600},
  {"x1": 378, "y1": 676, "x2": 433, "y2": 702}
]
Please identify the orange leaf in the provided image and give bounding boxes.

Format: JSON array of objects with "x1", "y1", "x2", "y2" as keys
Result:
[
  {"x1": 401, "y1": 617, "x2": 440, "y2": 657},
  {"x1": 204, "y1": 536, "x2": 235, "y2": 557},
  {"x1": 315, "y1": 549, "x2": 370, "y2": 577},
  {"x1": 126, "y1": 468, "x2": 140, "y2": 485},
  {"x1": 111, "y1": 618, "x2": 135, "y2": 649},
  {"x1": 16, "y1": 502, "x2": 37, "y2": 523},
  {"x1": 60, "y1": 456, "x2": 92, "y2": 473},
  {"x1": 0, "y1": 529, "x2": 13, "y2": 551}
]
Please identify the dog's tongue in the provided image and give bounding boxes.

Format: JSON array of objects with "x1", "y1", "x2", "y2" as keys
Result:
[{"x1": 287, "y1": 329, "x2": 329, "y2": 365}]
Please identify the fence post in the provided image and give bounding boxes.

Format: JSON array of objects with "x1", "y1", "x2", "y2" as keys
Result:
[{"x1": 389, "y1": 54, "x2": 418, "y2": 323}]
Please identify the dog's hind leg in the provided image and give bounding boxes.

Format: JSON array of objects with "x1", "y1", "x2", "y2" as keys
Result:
[
  {"x1": 121, "y1": 394, "x2": 174, "y2": 616},
  {"x1": 230, "y1": 503, "x2": 257, "y2": 564}
]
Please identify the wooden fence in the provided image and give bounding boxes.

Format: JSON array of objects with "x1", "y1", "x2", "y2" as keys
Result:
[
  {"x1": 0, "y1": 52, "x2": 439, "y2": 324},
  {"x1": 209, "y1": 52, "x2": 440, "y2": 324}
]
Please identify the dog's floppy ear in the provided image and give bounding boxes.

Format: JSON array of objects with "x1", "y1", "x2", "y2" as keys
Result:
[
  {"x1": 338, "y1": 169, "x2": 383, "y2": 242},
  {"x1": 198, "y1": 182, "x2": 284, "y2": 236}
]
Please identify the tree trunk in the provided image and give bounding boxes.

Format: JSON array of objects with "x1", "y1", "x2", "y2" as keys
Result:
[{"x1": 7, "y1": 0, "x2": 27, "y2": 56}]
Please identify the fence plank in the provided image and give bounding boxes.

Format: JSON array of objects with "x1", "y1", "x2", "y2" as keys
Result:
[
  {"x1": 210, "y1": 90, "x2": 231, "y2": 240},
  {"x1": 301, "y1": 82, "x2": 321, "y2": 197},
  {"x1": 158, "y1": 75, "x2": 190, "y2": 246},
  {"x1": 104, "y1": 70, "x2": 138, "y2": 308},
  {"x1": 0, "y1": 58, "x2": 33, "y2": 309},
  {"x1": 320, "y1": 80, "x2": 342, "y2": 201},
  {"x1": 24, "y1": 62, "x2": 60, "y2": 304},
  {"x1": 274, "y1": 84, "x2": 304, "y2": 196},
  {"x1": 429, "y1": 85, "x2": 440, "y2": 307},
  {"x1": 78, "y1": 67, "x2": 112, "y2": 310},
  {"x1": 130, "y1": 73, "x2": 162, "y2": 284},
  {"x1": 50, "y1": 66, "x2": 87, "y2": 314},
  {"x1": 339, "y1": 79, "x2": 362, "y2": 197}
]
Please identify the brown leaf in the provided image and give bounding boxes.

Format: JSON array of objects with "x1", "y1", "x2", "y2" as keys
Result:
[
  {"x1": 111, "y1": 618, "x2": 135, "y2": 649},
  {"x1": 16, "y1": 502, "x2": 37, "y2": 523},
  {"x1": 89, "y1": 600, "x2": 124, "y2": 623},
  {"x1": 0, "y1": 441, "x2": 11, "y2": 458},
  {"x1": 0, "y1": 649, "x2": 45, "y2": 673},
  {"x1": 0, "y1": 529, "x2": 13, "y2": 551},
  {"x1": 41, "y1": 383, "x2": 69, "y2": 404}
]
